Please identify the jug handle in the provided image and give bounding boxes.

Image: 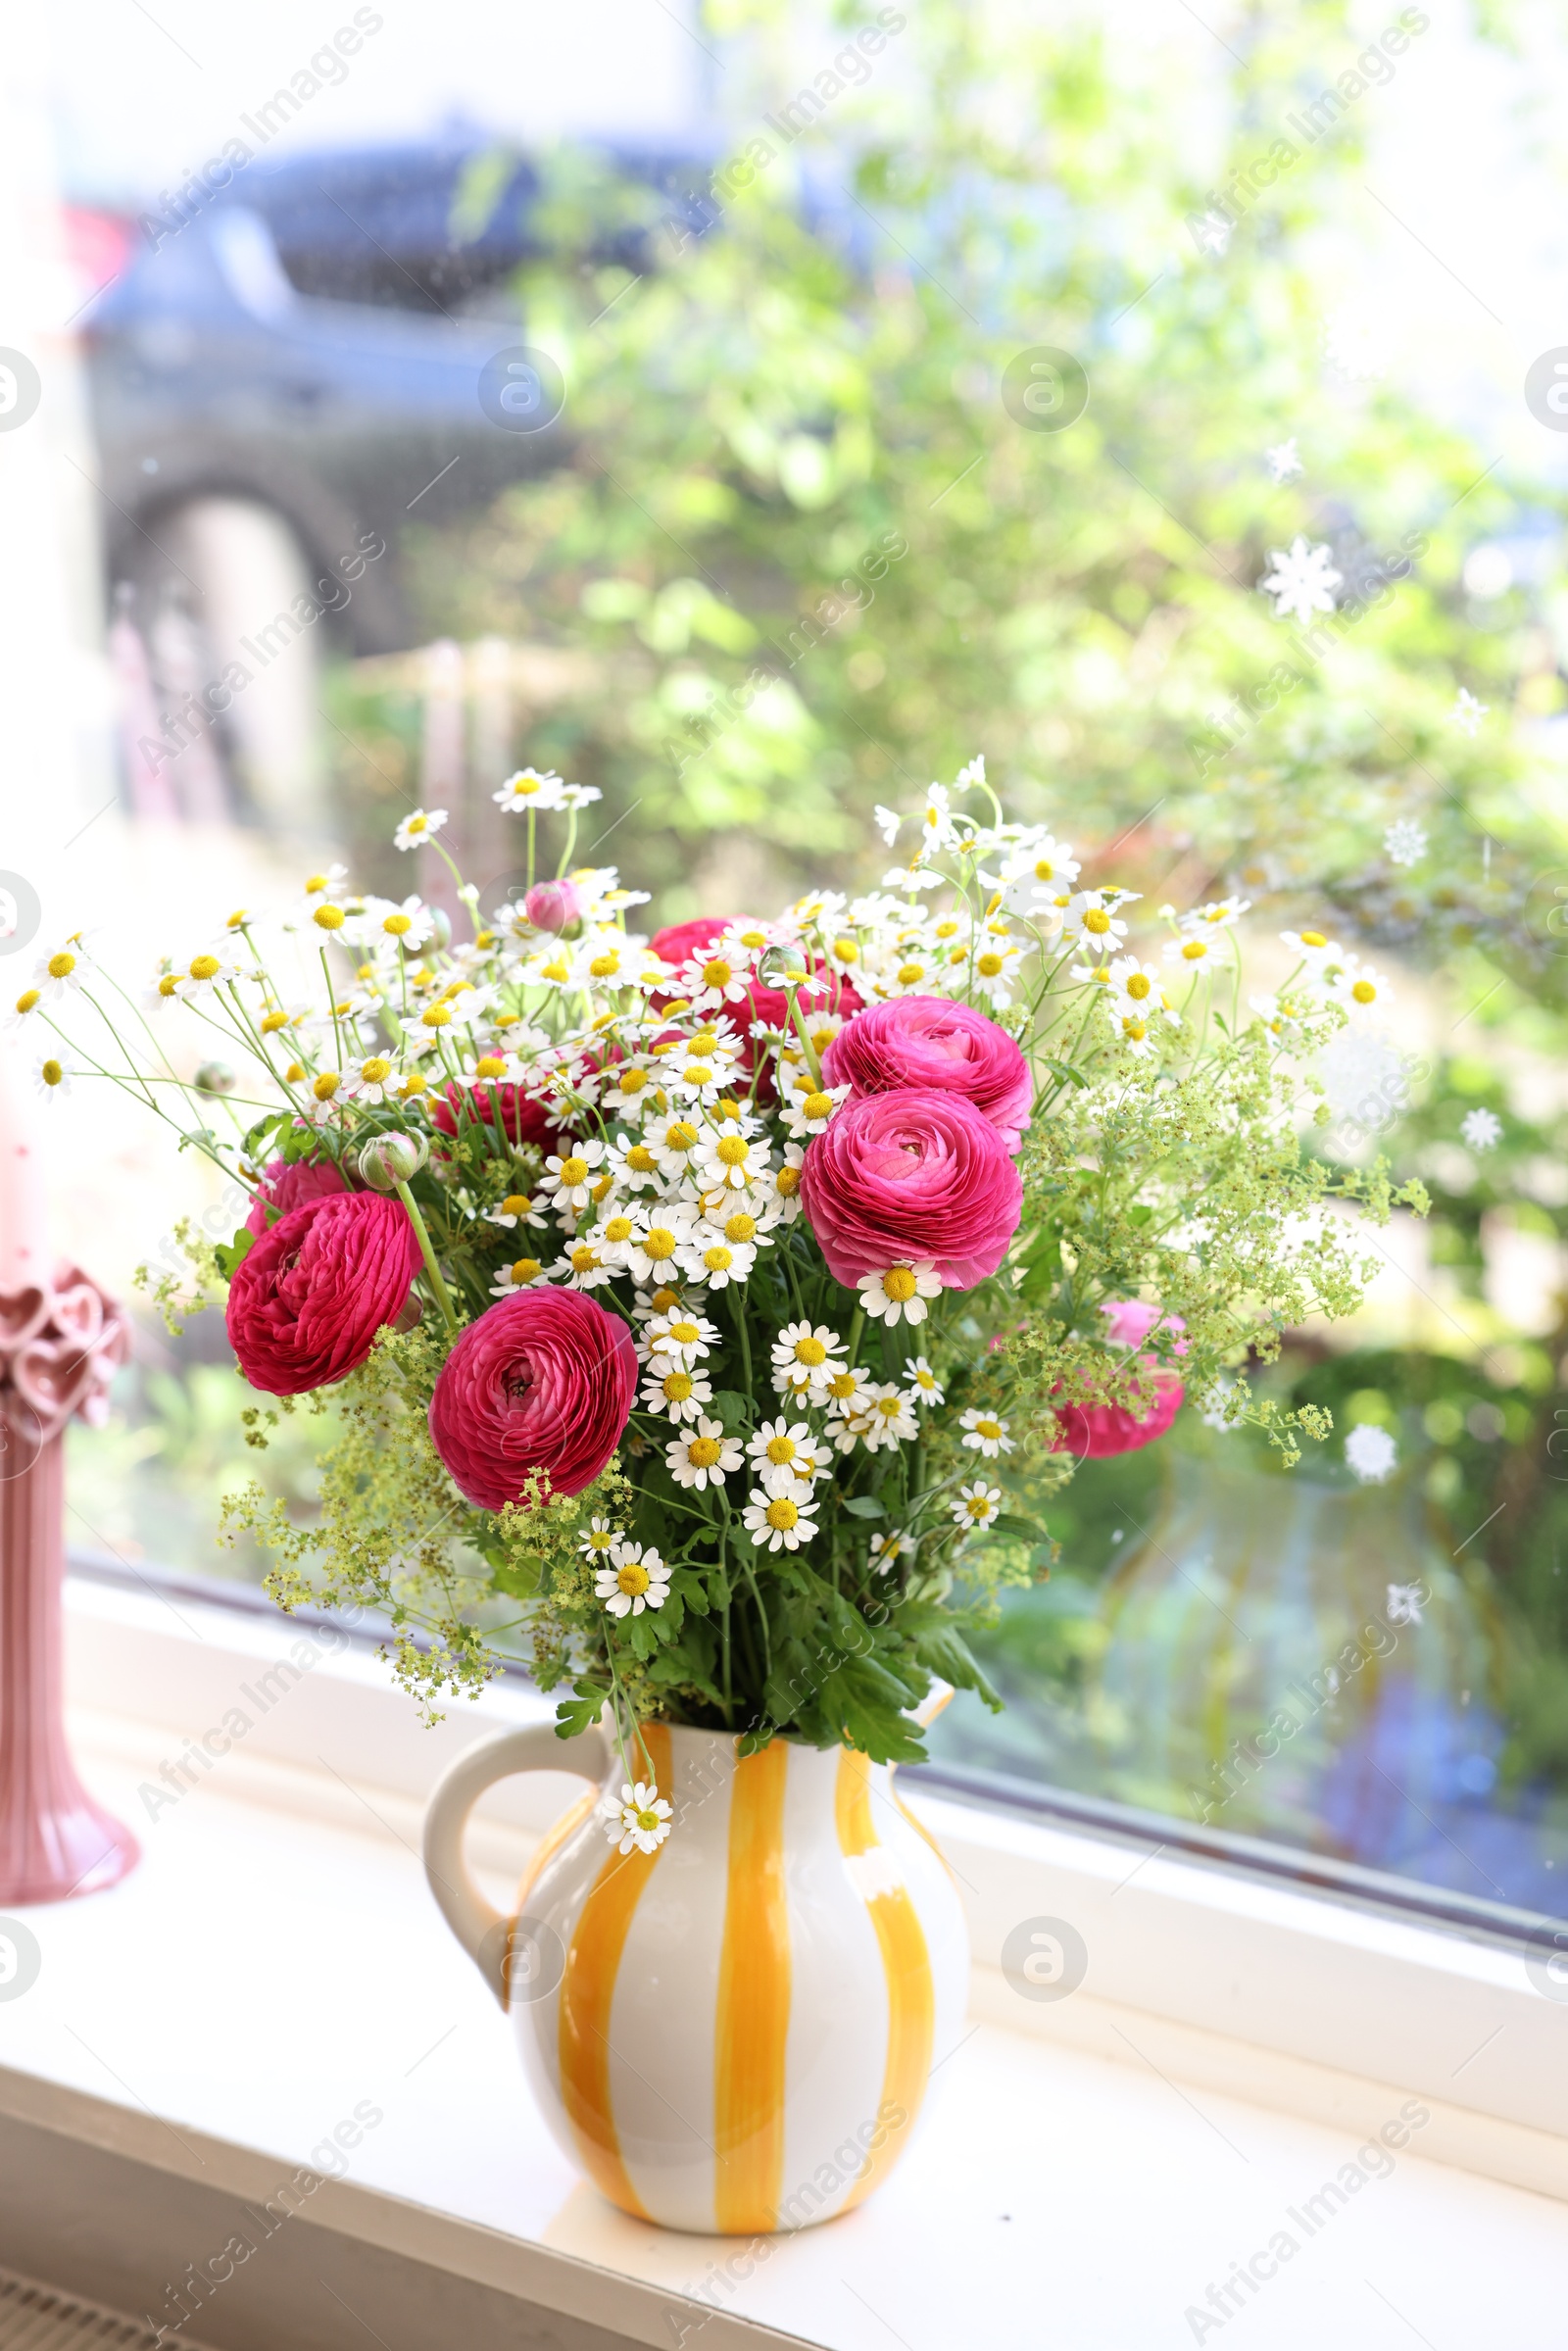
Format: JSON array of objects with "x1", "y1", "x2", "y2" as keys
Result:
[{"x1": 423, "y1": 1723, "x2": 610, "y2": 2007}]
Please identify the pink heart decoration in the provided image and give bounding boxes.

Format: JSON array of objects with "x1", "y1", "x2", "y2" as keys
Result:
[
  {"x1": 49, "y1": 1281, "x2": 104, "y2": 1349},
  {"x1": 0, "y1": 1287, "x2": 50, "y2": 1354},
  {"x1": 11, "y1": 1338, "x2": 98, "y2": 1441}
]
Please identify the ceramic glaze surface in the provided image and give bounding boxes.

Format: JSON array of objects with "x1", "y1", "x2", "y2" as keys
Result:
[{"x1": 424, "y1": 1722, "x2": 968, "y2": 2233}]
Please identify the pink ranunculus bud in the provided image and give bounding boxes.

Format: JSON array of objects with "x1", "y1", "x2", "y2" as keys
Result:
[
  {"x1": 427, "y1": 1288, "x2": 638, "y2": 1510},
  {"x1": 800, "y1": 1089, "x2": 1023, "y2": 1291},
  {"x1": 226, "y1": 1193, "x2": 423, "y2": 1396},
  {"x1": 1101, "y1": 1298, "x2": 1189, "y2": 1355},
  {"x1": 821, "y1": 995, "x2": 1033, "y2": 1151},
  {"x1": 522, "y1": 879, "x2": 585, "y2": 934}
]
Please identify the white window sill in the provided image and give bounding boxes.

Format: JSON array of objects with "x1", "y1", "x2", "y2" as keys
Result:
[{"x1": 0, "y1": 1574, "x2": 1558, "y2": 2351}]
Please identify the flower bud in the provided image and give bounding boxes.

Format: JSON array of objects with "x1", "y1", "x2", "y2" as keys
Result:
[
  {"x1": 428, "y1": 907, "x2": 453, "y2": 949},
  {"x1": 522, "y1": 879, "x2": 584, "y2": 934},
  {"x1": 194, "y1": 1060, "x2": 236, "y2": 1095},
  {"x1": 358, "y1": 1131, "x2": 429, "y2": 1192}
]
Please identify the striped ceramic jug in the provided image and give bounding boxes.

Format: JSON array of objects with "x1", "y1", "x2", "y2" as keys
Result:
[{"x1": 423, "y1": 1718, "x2": 969, "y2": 2233}]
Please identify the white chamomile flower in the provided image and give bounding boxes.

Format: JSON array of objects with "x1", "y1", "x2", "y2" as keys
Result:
[
  {"x1": 1266, "y1": 437, "x2": 1302, "y2": 483},
  {"x1": 625, "y1": 1202, "x2": 699, "y2": 1288},
  {"x1": 33, "y1": 940, "x2": 95, "y2": 1000},
  {"x1": 823, "y1": 1364, "x2": 874, "y2": 1419},
  {"x1": 641, "y1": 1361, "x2": 714, "y2": 1424},
  {"x1": 1460, "y1": 1107, "x2": 1501, "y2": 1151},
  {"x1": 683, "y1": 1223, "x2": 758, "y2": 1287},
  {"x1": 1346, "y1": 1423, "x2": 1397, "y2": 1483},
  {"x1": 491, "y1": 1254, "x2": 548, "y2": 1296},
  {"x1": 600, "y1": 1780, "x2": 672, "y2": 1855},
  {"x1": 364, "y1": 893, "x2": 433, "y2": 951},
  {"x1": 666, "y1": 1418, "x2": 742, "y2": 1492},
  {"x1": 544, "y1": 1140, "x2": 608, "y2": 1213},
  {"x1": 951, "y1": 1480, "x2": 1003, "y2": 1530},
  {"x1": 905, "y1": 1357, "x2": 945, "y2": 1406},
  {"x1": 341, "y1": 1053, "x2": 398, "y2": 1104},
  {"x1": 742, "y1": 1484, "x2": 820, "y2": 1552},
  {"x1": 31, "y1": 1049, "x2": 73, "y2": 1101},
  {"x1": 771, "y1": 1320, "x2": 847, "y2": 1396},
  {"x1": 969, "y1": 939, "x2": 1023, "y2": 1010},
  {"x1": 873, "y1": 804, "x2": 903, "y2": 846},
  {"x1": 1383, "y1": 818, "x2": 1427, "y2": 868},
  {"x1": 959, "y1": 1407, "x2": 1014, "y2": 1459},
  {"x1": 495, "y1": 767, "x2": 567, "y2": 814},
  {"x1": 485, "y1": 1191, "x2": 547, "y2": 1232},
  {"x1": 644, "y1": 1310, "x2": 718, "y2": 1365},
  {"x1": 393, "y1": 808, "x2": 449, "y2": 852},
  {"x1": 646, "y1": 1112, "x2": 708, "y2": 1182},
  {"x1": 556, "y1": 1235, "x2": 618, "y2": 1290},
  {"x1": 1182, "y1": 897, "x2": 1250, "y2": 935},
  {"x1": 1330, "y1": 955, "x2": 1394, "y2": 1018},
  {"x1": 680, "y1": 933, "x2": 758, "y2": 1010},
  {"x1": 868, "y1": 1528, "x2": 916, "y2": 1573},
  {"x1": 997, "y1": 835, "x2": 1080, "y2": 913},
  {"x1": 1447, "y1": 688, "x2": 1488, "y2": 738},
  {"x1": 881, "y1": 862, "x2": 947, "y2": 894},
  {"x1": 595, "y1": 1542, "x2": 671, "y2": 1617},
  {"x1": 299, "y1": 862, "x2": 348, "y2": 914},
  {"x1": 748, "y1": 1418, "x2": 816, "y2": 1481},
  {"x1": 1259, "y1": 536, "x2": 1342, "y2": 624},
  {"x1": 4, "y1": 983, "x2": 45, "y2": 1030},
  {"x1": 1063, "y1": 890, "x2": 1136, "y2": 957},
  {"x1": 692, "y1": 1119, "x2": 761, "y2": 1193},
  {"x1": 858, "y1": 1261, "x2": 942, "y2": 1327},
  {"x1": 1279, "y1": 928, "x2": 1342, "y2": 974},
  {"x1": 608, "y1": 1133, "x2": 665, "y2": 1191},
  {"x1": 561, "y1": 781, "x2": 603, "y2": 809},
  {"x1": 601, "y1": 1059, "x2": 659, "y2": 1117},
  {"x1": 858, "y1": 1384, "x2": 919, "y2": 1450},
  {"x1": 578, "y1": 1516, "x2": 620, "y2": 1562},
  {"x1": 767, "y1": 1145, "x2": 806, "y2": 1221},
  {"x1": 783, "y1": 1081, "x2": 850, "y2": 1141},
  {"x1": 175, "y1": 952, "x2": 241, "y2": 1001},
  {"x1": 916, "y1": 781, "x2": 958, "y2": 850}
]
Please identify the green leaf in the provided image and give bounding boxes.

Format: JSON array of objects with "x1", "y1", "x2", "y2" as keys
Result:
[
  {"x1": 709, "y1": 1389, "x2": 754, "y2": 1430},
  {"x1": 841, "y1": 1494, "x2": 886, "y2": 1519},
  {"x1": 212, "y1": 1228, "x2": 255, "y2": 1281},
  {"x1": 990, "y1": 1512, "x2": 1049, "y2": 1543},
  {"x1": 914, "y1": 1624, "x2": 1003, "y2": 1713},
  {"x1": 491, "y1": 1553, "x2": 544, "y2": 1598}
]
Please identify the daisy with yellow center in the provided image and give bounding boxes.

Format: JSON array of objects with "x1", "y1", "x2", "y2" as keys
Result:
[
  {"x1": 665, "y1": 1417, "x2": 743, "y2": 1492},
  {"x1": 394, "y1": 808, "x2": 449, "y2": 852},
  {"x1": 959, "y1": 1408, "x2": 1013, "y2": 1460},
  {"x1": 857, "y1": 1261, "x2": 942, "y2": 1327},
  {"x1": 742, "y1": 1483, "x2": 821, "y2": 1552},
  {"x1": 577, "y1": 1516, "x2": 620, "y2": 1560},
  {"x1": 951, "y1": 1481, "x2": 1003, "y2": 1530},
  {"x1": 595, "y1": 1542, "x2": 671, "y2": 1618},
  {"x1": 640, "y1": 1358, "x2": 714, "y2": 1424}
]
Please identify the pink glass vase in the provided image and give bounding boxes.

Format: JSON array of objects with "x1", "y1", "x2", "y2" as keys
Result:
[{"x1": 0, "y1": 1268, "x2": 138, "y2": 1903}]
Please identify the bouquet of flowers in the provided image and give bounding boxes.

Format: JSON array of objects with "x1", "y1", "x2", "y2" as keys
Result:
[{"x1": 26, "y1": 759, "x2": 1422, "y2": 1847}]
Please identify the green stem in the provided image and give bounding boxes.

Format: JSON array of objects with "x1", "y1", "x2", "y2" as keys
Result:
[{"x1": 394, "y1": 1180, "x2": 460, "y2": 1334}]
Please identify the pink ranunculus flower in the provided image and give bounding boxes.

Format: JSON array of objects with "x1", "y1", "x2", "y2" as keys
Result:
[
  {"x1": 1050, "y1": 1299, "x2": 1186, "y2": 1458},
  {"x1": 227, "y1": 1193, "x2": 422, "y2": 1396},
  {"x1": 820, "y1": 995, "x2": 1033, "y2": 1150},
  {"x1": 427, "y1": 1288, "x2": 638, "y2": 1511},
  {"x1": 244, "y1": 1153, "x2": 349, "y2": 1237},
  {"x1": 800, "y1": 1090, "x2": 1023, "y2": 1290}
]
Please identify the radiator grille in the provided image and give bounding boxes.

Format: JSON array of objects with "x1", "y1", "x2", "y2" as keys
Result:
[{"x1": 0, "y1": 2268, "x2": 206, "y2": 2350}]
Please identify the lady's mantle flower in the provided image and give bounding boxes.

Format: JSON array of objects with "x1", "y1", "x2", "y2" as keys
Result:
[
  {"x1": 595, "y1": 1542, "x2": 671, "y2": 1618},
  {"x1": 394, "y1": 808, "x2": 449, "y2": 852},
  {"x1": 1346, "y1": 1424, "x2": 1397, "y2": 1483},
  {"x1": 665, "y1": 1417, "x2": 743, "y2": 1492},
  {"x1": 600, "y1": 1781, "x2": 672, "y2": 1855},
  {"x1": 857, "y1": 1261, "x2": 942, "y2": 1327},
  {"x1": 951, "y1": 1480, "x2": 1003, "y2": 1530},
  {"x1": 960, "y1": 1408, "x2": 1014, "y2": 1460}
]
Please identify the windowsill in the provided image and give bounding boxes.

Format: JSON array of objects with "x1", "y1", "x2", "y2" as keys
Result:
[{"x1": 0, "y1": 1575, "x2": 1560, "y2": 2351}]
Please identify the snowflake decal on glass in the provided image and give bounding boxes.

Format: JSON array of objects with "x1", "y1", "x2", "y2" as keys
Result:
[
  {"x1": 1384, "y1": 818, "x2": 1427, "y2": 868},
  {"x1": 1259, "y1": 536, "x2": 1343, "y2": 624}
]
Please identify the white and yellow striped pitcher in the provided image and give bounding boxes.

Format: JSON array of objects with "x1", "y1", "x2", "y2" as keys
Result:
[{"x1": 423, "y1": 1716, "x2": 969, "y2": 2233}]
